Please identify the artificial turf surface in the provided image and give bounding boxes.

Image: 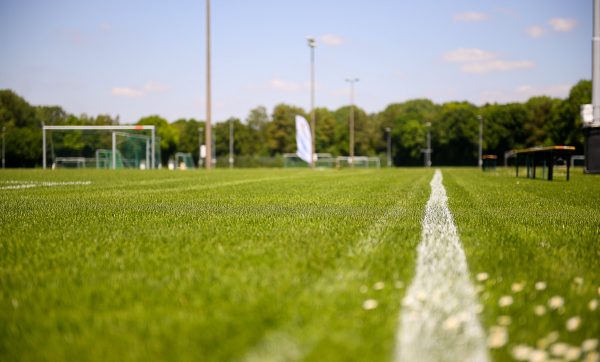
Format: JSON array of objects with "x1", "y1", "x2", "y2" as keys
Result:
[{"x1": 0, "y1": 168, "x2": 598, "y2": 361}]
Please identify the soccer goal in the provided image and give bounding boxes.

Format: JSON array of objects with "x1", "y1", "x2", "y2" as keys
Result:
[
  {"x1": 174, "y1": 152, "x2": 195, "y2": 170},
  {"x1": 42, "y1": 125, "x2": 158, "y2": 170},
  {"x1": 283, "y1": 153, "x2": 335, "y2": 168},
  {"x1": 336, "y1": 156, "x2": 381, "y2": 169}
]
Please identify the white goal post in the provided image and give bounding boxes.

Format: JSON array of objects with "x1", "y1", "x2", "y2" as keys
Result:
[{"x1": 42, "y1": 125, "x2": 157, "y2": 170}]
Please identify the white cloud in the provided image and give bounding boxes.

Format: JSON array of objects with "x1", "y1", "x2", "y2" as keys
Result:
[
  {"x1": 270, "y1": 79, "x2": 301, "y2": 92},
  {"x1": 462, "y1": 60, "x2": 535, "y2": 74},
  {"x1": 319, "y1": 34, "x2": 343, "y2": 46},
  {"x1": 442, "y1": 48, "x2": 496, "y2": 63},
  {"x1": 111, "y1": 81, "x2": 169, "y2": 98},
  {"x1": 516, "y1": 84, "x2": 571, "y2": 97},
  {"x1": 548, "y1": 18, "x2": 577, "y2": 32},
  {"x1": 526, "y1": 25, "x2": 545, "y2": 39},
  {"x1": 454, "y1": 12, "x2": 488, "y2": 22},
  {"x1": 143, "y1": 82, "x2": 169, "y2": 93},
  {"x1": 480, "y1": 84, "x2": 571, "y2": 103},
  {"x1": 443, "y1": 48, "x2": 534, "y2": 74},
  {"x1": 111, "y1": 87, "x2": 143, "y2": 97}
]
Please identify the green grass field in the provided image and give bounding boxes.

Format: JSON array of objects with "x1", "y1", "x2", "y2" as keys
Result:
[{"x1": 1, "y1": 168, "x2": 598, "y2": 362}]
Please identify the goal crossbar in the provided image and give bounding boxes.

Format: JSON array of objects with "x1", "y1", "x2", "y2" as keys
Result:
[{"x1": 42, "y1": 125, "x2": 156, "y2": 170}]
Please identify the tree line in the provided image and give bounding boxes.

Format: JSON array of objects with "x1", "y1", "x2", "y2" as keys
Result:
[{"x1": 0, "y1": 80, "x2": 591, "y2": 167}]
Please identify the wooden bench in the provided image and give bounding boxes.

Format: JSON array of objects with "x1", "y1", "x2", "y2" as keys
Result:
[{"x1": 505, "y1": 146, "x2": 576, "y2": 181}]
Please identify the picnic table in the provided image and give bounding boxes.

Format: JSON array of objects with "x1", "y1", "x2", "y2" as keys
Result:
[{"x1": 505, "y1": 146, "x2": 576, "y2": 181}]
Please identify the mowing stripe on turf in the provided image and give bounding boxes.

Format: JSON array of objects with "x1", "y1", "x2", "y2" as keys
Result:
[
  {"x1": 0, "y1": 181, "x2": 92, "y2": 190},
  {"x1": 395, "y1": 170, "x2": 489, "y2": 362}
]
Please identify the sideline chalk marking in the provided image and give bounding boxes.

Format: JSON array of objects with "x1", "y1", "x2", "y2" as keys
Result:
[{"x1": 395, "y1": 170, "x2": 489, "y2": 362}]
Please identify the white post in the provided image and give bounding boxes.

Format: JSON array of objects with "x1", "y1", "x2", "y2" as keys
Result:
[
  {"x1": 42, "y1": 126, "x2": 46, "y2": 169},
  {"x1": 146, "y1": 138, "x2": 150, "y2": 170},
  {"x1": 112, "y1": 131, "x2": 116, "y2": 169},
  {"x1": 151, "y1": 127, "x2": 156, "y2": 169}
]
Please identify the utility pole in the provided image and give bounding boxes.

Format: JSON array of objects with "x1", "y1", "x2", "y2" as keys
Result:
[
  {"x1": 346, "y1": 78, "x2": 359, "y2": 167},
  {"x1": 308, "y1": 37, "x2": 316, "y2": 168},
  {"x1": 205, "y1": 0, "x2": 212, "y2": 170},
  {"x1": 385, "y1": 127, "x2": 392, "y2": 167},
  {"x1": 477, "y1": 115, "x2": 483, "y2": 168},
  {"x1": 229, "y1": 119, "x2": 234, "y2": 169}
]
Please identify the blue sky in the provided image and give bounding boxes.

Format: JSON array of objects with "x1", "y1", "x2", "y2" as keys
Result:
[{"x1": 0, "y1": 0, "x2": 592, "y2": 123}]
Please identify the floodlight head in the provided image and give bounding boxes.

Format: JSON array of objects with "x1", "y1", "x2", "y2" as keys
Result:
[
  {"x1": 345, "y1": 78, "x2": 359, "y2": 83},
  {"x1": 307, "y1": 37, "x2": 316, "y2": 48}
]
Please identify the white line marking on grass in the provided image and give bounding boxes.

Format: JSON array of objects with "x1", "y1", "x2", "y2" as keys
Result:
[
  {"x1": 395, "y1": 170, "x2": 489, "y2": 362},
  {"x1": 0, "y1": 181, "x2": 92, "y2": 190}
]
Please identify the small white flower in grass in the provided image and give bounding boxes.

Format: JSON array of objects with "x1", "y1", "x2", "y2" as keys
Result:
[
  {"x1": 497, "y1": 315, "x2": 511, "y2": 326},
  {"x1": 565, "y1": 346, "x2": 582, "y2": 361},
  {"x1": 487, "y1": 326, "x2": 508, "y2": 348},
  {"x1": 534, "y1": 305, "x2": 546, "y2": 316},
  {"x1": 589, "y1": 299, "x2": 598, "y2": 311},
  {"x1": 529, "y1": 349, "x2": 548, "y2": 362},
  {"x1": 359, "y1": 285, "x2": 368, "y2": 294},
  {"x1": 498, "y1": 295, "x2": 513, "y2": 307},
  {"x1": 416, "y1": 291, "x2": 427, "y2": 302},
  {"x1": 566, "y1": 316, "x2": 581, "y2": 331},
  {"x1": 586, "y1": 351, "x2": 600, "y2": 362},
  {"x1": 511, "y1": 282, "x2": 525, "y2": 293},
  {"x1": 476, "y1": 272, "x2": 489, "y2": 282},
  {"x1": 442, "y1": 315, "x2": 461, "y2": 331},
  {"x1": 362, "y1": 299, "x2": 378, "y2": 310},
  {"x1": 535, "y1": 281, "x2": 547, "y2": 291},
  {"x1": 548, "y1": 296, "x2": 564, "y2": 309},
  {"x1": 551, "y1": 342, "x2": 569, "y2": 357},
  {"x1": 511, "y1": 344, "x2": 532, "y2": 361},
  {"x1": 373, "y1": 281, "x2": 385, "y2": 290},
  {"x1": 582, "y1": 339, "x2": 599, "y2": 352},
  {"x1": 394, "y1": 281, "x2": 404, "y2": 289},
  {"x1": 474, "y1": 304, "x2": 484, "y2": 314},
  {"x1": 574, "y1": 277, "x2": 584, "y2": 285}
]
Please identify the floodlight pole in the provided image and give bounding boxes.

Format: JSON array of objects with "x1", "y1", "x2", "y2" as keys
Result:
[
  {"x1": 346, "y1": 78, "x2": 359, "y2": 167},
  {"x1": 308, "y1": 37, "x2": 316, "y2": 168},
  {"x1": 594, "y1": 0, "x2": 600, "y2": 124},
  {"x1": 385, "y1": 127, "x2": 392, "y2": 167},
  {"x1": 205, "y1": 0, "x2": 213, "y2": 170},
  {"x1": 477, "y1": 115, "x2": 483, "y2": 168},
  {"x1": 229, "y1": 119, "x2": 234, "y2": 169}
]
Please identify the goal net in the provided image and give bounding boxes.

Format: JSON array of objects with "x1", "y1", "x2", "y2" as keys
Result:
[
  {"x1": 336, "y1": 156, "x2": 381, "y2": 169},
  {"x1": 43, "y1": 125, "x2": 159, "y2": 169}
]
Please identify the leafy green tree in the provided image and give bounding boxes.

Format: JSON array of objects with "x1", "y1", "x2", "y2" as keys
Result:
[
  {"x1": 137, "y1": 115, "x2": 178, "y2": 165},
  {"x1": 433, "y1": 102, "x2": 479, "y2": 166},
  {"x1": 266, "y1": 104, "x2": 306, "y2": 155}
]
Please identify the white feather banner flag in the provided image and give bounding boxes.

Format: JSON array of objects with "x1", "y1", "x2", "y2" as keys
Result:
[{"x1": 295, "y1": 115, "x2": 312, "y2": 163}]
